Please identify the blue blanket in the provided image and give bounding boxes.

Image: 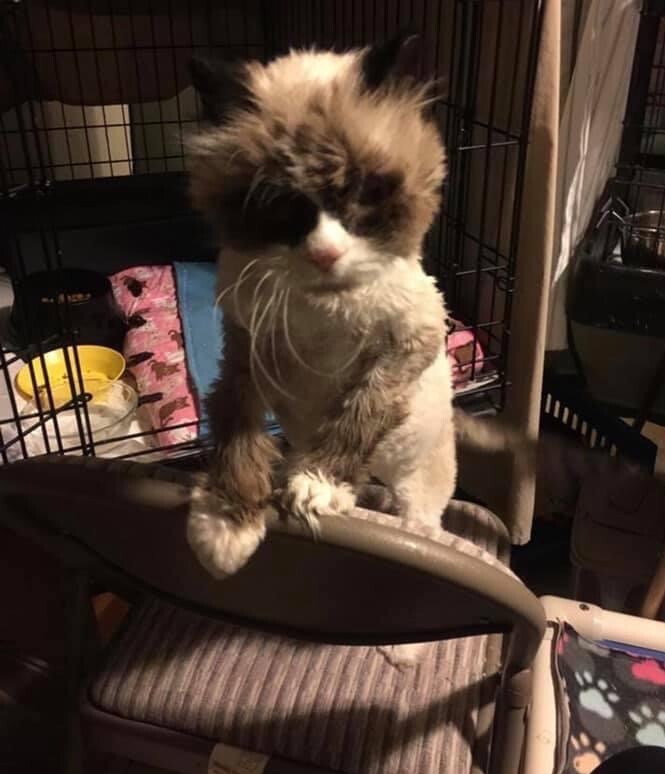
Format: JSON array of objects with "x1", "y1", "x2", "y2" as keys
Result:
[{"x1": 173, "y1": 261, "x2": 280, "y2": 438}]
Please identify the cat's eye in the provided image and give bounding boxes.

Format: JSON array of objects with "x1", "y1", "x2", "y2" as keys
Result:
[
  {"x1": 267, "y1": 192, "x2": 300, "y2": 224},
  {"x1": 358, "y1": 172, "x2": 401, "y2": 206},
  {"x1": 223, "y1": 181, "x2": 319, "y2": 247},
  {"x1": 243, "y1": 184, "x2": 319, "y2": 246},
  {"x1": 336, "y1": 180, "x2": 353, "y2": 200}
]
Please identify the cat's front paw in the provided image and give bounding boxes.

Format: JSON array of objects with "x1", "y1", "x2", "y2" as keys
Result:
[
  {"x1": 187, "y1": 485, "x2": 266, "y2": 578},
  {"x1": 283, "y1": 470, "x2": 356, "y2": 535}
]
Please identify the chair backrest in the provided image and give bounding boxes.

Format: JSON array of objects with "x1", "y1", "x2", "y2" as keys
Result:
[{"x1": 0, "y1": 456, "x2": 545, "y2": 669}]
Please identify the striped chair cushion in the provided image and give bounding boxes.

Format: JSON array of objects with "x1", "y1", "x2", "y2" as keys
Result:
[{"x1": 90, "y1": 501, "x2": 510, "y2": 774}]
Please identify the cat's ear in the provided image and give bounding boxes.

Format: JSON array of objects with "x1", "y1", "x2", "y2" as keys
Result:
[
  {"x1": 361, "y1": 32, "x2": 421, "y2": 91},
  {"x1": 189, "y1": 56, "x2": 251, "y2": 124}
]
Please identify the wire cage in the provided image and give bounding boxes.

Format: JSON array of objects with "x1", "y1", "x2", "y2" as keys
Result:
[
  {"x1": 567, "y1": 0, "x2": 665, "y2": 427},
  {"x1": 0, "y1": 0, "x2": 544, "y2": 465}
]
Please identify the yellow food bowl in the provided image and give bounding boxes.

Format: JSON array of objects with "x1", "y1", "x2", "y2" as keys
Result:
[{"x1": 16, "y1": 345, "x2": 125, "y2": 399}]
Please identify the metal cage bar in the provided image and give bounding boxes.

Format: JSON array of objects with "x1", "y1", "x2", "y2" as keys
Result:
[{"x1": 0, "y1": 0, "x2": 544, "y2": 464}]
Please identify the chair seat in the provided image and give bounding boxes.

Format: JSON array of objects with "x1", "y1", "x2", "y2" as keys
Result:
[{"x1": 88, "y1": 501, "x2": 510, "y2": 774}]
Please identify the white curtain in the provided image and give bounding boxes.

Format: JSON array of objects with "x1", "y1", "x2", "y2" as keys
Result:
[{"x1": 547, "y1": 0, "x2": 642, "y2": 350}]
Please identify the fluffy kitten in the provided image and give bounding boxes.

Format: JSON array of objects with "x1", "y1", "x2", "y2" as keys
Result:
[{"x1": 186, "y1": 36, "x2": 457, "y2": 581}]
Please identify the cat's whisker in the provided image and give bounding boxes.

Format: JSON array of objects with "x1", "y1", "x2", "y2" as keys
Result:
[
  {"x1": 254, "y1": 283, "x2": 282, "y2": 381},
  {"x1": 246, "y1": 268, "x2": 274, "y2": 337},
  {"x1": 332, "y1": 315, "x2": 368, "y2": 375},
  {"x1": 250, "y1": 268, "x2": 273, "y2": 310},
  {"x1": 281, "y1": 286, "x2": 327, "y2": 376},
  {"x1": 248, "y1": 273, "x2": 295, "y2": 401},
  {"x1": 224, "y1": 148, "x2": 243, "y2": 171},
  {"x1": 220, "y1": 257, "x2": 259, "y2": 304},
  {"x1": 281, "y1": 287, "x2": 361, "y2": 378},
  {"x1": 257, "y1": 183, "x2": 276, "y2": 207},
  {"x1": 216, "y1": 257, "x2": 261, "y2": 314},
  {"x1": 334, "y1": 339, "x2": 364, "y2": 375},
  {"x1": 251, "y1": 352, "x2": 295, "y2": 400},
  {"x1": 250, "y1": 329, "x2": 295, "y2": 402},
  {"x1": 250, "y1": 275, "x2": 278, "y2": 354},
  {"x1": 247, "y1": 277, "x2": 276, "y2": 414},
  {"x1": 268, "y1": 284, "x2": 285, "y2": 384},
  {"x1": 243, "y1": 170, "x2": 264, "y2": 214},
  {"x1": 246, "y1": 270, "x2": 273, "y2": 344},
  {"x1": 215, "y1": 285, "x2": 233, "y2": 307},
  {"x1": 215, "y1": 265, "x2": 256, "y2": 308},
  {"x1": 283, "y1": 289, "x2": 331, "y2": 376},
  {"x1": 232, "y1": 259, "x2": 263, "y2": 327}
]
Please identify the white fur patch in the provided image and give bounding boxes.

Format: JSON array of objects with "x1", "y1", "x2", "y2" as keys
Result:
[
  {"x1": 377, "y1": 643, "x2": 427, "y2": 670},
  {"x1": 307, "y1": 212, "x2": 352, "y2": 256},
  {"x1": 257, "y1": 50, "x2": 357, "y2": 92},
  {"x1": 187, "y1": 486, "x2": 266, "y2": 578},
  {"x1": 285, "y1": 471, "x2": 356, "y2": 533}
]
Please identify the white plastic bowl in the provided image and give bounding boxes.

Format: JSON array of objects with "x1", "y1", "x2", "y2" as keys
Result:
[{"x1": 20, "y1": 380, "x2": 138, "y2": 456}]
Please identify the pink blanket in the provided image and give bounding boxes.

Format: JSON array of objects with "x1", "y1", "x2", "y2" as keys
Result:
[
  {"x1": 110, "y1": 266, "x2": 198, "y2": 448},
  {"x1": 447, "y1": 319, "x2": 485, "y2": 386}
]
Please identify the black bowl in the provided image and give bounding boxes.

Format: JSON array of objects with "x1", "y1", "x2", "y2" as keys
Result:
[{"x1": 10, "y1": 268, "x2": 127, "y2": 352}]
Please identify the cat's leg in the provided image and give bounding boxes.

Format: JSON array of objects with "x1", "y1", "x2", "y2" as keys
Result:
[
  {"x1": 375, "y1": 450, "x2": 456, "y2": 670},
  {"x1": 393, "y1": 427, "x2": 457, "y2": 530},
  {"x1": 373, "y1": 417, "x2": 456, "y2": 669},
  {"x1": 187, "y1": 319, "x2": 281, "y2": 577},
  {"x1": 370, "y1": 350, "x2": 456, "y2": 530},
  {"x1": 374, "y1": 456, "x2": 451, "y2": 670}
]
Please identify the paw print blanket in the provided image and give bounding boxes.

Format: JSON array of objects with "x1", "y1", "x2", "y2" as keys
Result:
[{"x1": 556, "y1": 622, "x2": 665, "y2": 773}]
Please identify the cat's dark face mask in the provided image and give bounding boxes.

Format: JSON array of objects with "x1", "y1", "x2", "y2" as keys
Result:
[{"x1": 188, "y1": 35, "x2": 445, "y2": 289}]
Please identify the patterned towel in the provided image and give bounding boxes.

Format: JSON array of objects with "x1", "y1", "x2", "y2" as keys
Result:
[{"x1": 110, "y1": 266, "x2": 198, "y2": 448}]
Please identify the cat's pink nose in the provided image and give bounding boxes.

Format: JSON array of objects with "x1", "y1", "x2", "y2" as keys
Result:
[{"x1": 308, "y1": 245, "x2": 343, "y2": 272}]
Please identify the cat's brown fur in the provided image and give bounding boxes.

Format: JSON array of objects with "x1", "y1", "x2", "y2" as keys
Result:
[
  {"x1": 188, "y1": 52, "x2": 444, "y2": 258},
  {"x1": 205, "y1": 317, "x2": 281, "y2": 521}
]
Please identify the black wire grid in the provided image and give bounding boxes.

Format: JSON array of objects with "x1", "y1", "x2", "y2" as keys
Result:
[
  {"x1": 0, "y1": 0, "x2": 544, "y2": 464},
  {"x1": 593, "y1": 3, "x2": 665, "y2": 246}
]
